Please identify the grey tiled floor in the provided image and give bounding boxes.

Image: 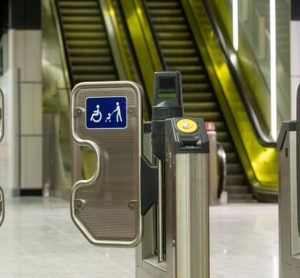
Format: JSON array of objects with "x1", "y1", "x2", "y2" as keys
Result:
[{"x1": 0, "y1": 197, "x2": 279, "y2": 278}]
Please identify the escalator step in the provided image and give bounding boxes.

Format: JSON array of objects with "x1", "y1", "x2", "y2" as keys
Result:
[
  {"x1": 184, "y1": 111, "x2": 222, "y2": 121},
  {"x1": 159, "y1": 40, "x2": 194, "y2": 48},
  {"x1": 226, "y1": 185, "x2": 249, "y2": 194},
  {"x1": 151, "y1": 17, "x2": 185, "y2": 24},
  {"x1": 169, "y1": 66, "x2": 204, "y2": 73},
  {"x1": 183, "y1": 93, "x2": 214, "y2": 102},
  {"x1": 147, "y1": 9, "x2": 182, "y2": 16},
  {"x1": 216, "y1": 131, "x2": 230, "y2": 142},
  {"x1": 162, "y1": 48, "x2": 197, "y2": 56},
  {"x1": 71, "y1": 57, "x2": 113, "y2": 65},
  {"x1": 227, "y1": 163, "x2": 244, "y2": 175},
  {"x1": 182, "y1": 83, "x2": 211, "y2": 91},
  {"x1": 214, "y1": 122, "x2": 227, "y2": 131},
  {"x1": 61, "y1": 16, "x2": 102, "y2": 24},
  {"x1": 181, "y1": 74, "x2": 208, "y2": 82},
  {"x1": 154, "y1": 25, "x2": 188, "y2": 32},
  {"x1": 69, "y1": 48, "x2": 110, "y2": 56},
  {"x1": 63, "y1": 24, "x2": 104, "y2": 31},
  {"x1": 226, "y1": 153, "x2": 239, "y2": 163},
  {"x1": 65, "y1": 32, "x2": 106, "y2": 40},
  {"x1": 146, "y1": 2, "x2": 179, "y2": 8},
  {"x1": 222, "y1": 142, "x2": 235, "y2": 152},
  {"x1": 226, "y1": 175, "x2": 247, "y2": 185},
  {"x1": 164, "y1": 57, "x2": 199, "y2": 65},
  {"x1": 158, "y1": 32, "x2": 191, "y2": 40},
  {"x1": 72, "y1": 65, "x2": 115, "y2": 74},
  {"x1": 60, "y1": 9, "x2": 100, "y2": 16},
  {"x1": 73, "y1": 74, "x2": 117, "y2": 82},
  {"x1": 60, "y1": 2, "x2": 98, "y2": 8},
  {"x1": 184, "y1": 102, "x2": 218, "y2": 112},
  {"x1": 67, "y1": 40, "x2": 109, "y2": 48}
]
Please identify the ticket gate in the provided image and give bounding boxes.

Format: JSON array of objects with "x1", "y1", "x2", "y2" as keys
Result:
[
  {"x1": 70, "y1": 72, "x2": 210, "y2": 277},
  {"x1": 278, "y1": 85, "x2": 300, "y2": 277},
  {"x1": 0, "y1": 89, "x2": 5, "y2": 226}
]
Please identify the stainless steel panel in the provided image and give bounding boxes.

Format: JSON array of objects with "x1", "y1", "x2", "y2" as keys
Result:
[
  {"x1": 0, "y1": 90, "x2": 4, "y2": 226},
  {"x1": 279, "y1": 129, "x2": 300, "y2": 278},
  {"x1": 166, "y1": 151, "x2": 209, "y2": 278},
  {"x1": 71, "y1": 81, "x2": 143, "y2": 246},
  {"x1": 175, "y1": 154, "x2": 209, "y2": 278},
  {"x1": 0, "y1": 187, "x2": 4, "y2": 227},
  {"x1": 0, "y1": 89, "x2": 3, "y2": 142},
  {"x1": 297, "y1": 85, "x2": 300, "y2": 234}
]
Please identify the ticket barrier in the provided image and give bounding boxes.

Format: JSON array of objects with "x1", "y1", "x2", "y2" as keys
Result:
[
  {"x1": 278, "y1": 85, "x2": 300, "y2": 277},
  {"x1": 0, "y1": 89, "x2": 4, "y2": 226},
  {"x1": 70, "y1": 72, "x2": 210, "y2": 277}
]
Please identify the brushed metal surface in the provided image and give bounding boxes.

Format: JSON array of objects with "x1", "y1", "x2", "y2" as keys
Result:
[
  {"x1": 165, "y1": 148, "x2": 209, "y2": 277},
  {"x1": 71, "y1": 81, "x2": 142, "y2": 246},
  {"x1": 0, "y1": 89, "x2": 4, "y2": 226},
  {"x1": 0, "y1": 89, "x2": 4, "y2": 142},
  {"x1": 175, "y1": 154, "x2": 209, "y2": 278},
  {"x1": 279, "y1": 130, "x2": 300, "y2": 278},
  {"x1": 0, "y1": 187, "x2": 4, "y2": 227}
]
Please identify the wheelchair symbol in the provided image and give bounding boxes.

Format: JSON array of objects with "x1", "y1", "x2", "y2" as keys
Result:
[{"x1": 90, "y1": 105, "x2": 102, "y2": 123}]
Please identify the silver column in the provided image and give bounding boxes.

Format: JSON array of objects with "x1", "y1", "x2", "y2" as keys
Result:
[
  {"x1": 175, "y1": 154, "x2": 209, "y2": 278},
  {"x1": 278, "y1": 85, "x2": 300, "y2": 277},
  {"x1": 165, "y1": 118, "x2": 210, "y2": 278}
]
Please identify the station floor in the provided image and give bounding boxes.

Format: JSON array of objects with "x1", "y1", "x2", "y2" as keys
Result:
[{"x1": 0, "y1": 197, "x2": 278, "y2": 278}]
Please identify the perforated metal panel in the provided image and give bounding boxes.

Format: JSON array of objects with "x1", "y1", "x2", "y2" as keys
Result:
[{"x1": 71, "y1": 81, "x2": 143, "y2": 246}]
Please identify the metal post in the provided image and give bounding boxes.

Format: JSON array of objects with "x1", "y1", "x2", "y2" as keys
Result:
[
  {"x1": 176, "y1": 154, "x2": 210, "y2": 278},
  {"x1": 157, "y1": 158, "x2": 164, "y2": 263},
  {"x1": 297, "y1": 85, "x2": 300, "y2": 234}
]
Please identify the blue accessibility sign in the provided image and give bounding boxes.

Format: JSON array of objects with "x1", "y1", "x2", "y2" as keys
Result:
[{"x1": 86, "y1": 96, "x2": 127, "y2": 129}]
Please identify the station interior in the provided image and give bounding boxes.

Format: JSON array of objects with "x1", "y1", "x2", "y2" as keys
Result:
[{"x1": 0, "y1": 0, "x2": 298, "y2": 277}]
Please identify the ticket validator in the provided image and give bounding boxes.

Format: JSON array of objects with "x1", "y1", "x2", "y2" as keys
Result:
[
  {"x1": 70, "y1": 72, "x2": 210, "y2": 278},
  {"x1": 278, "y1": 85, "x2": 300, "y2": 277}
]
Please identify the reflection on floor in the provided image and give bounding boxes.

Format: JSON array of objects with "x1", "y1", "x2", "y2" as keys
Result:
[{"x1": 0, "y1": 197, "x2": 278, "y2": 278}]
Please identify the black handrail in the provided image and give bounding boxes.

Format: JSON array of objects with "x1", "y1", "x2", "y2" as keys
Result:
[
  {"x1": 53, "y1": 0, "x2": 74, "y2": 88},
  {"x1": 217, "y1": 142, "x2": 227, "y2": 199},
  {"x1": 202, "y1": 0, "x2": 276, "y2": 147}
]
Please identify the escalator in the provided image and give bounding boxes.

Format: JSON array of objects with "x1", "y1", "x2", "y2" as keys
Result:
[
  {"x1": 144, "y1": 0, "x2": 252, "y2": 202},
  {"x1": 56, "y1": 0, "x2": 118, "y2": 85}
]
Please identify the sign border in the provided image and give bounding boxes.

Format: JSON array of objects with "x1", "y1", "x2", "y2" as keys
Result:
[{"x1": 85, "y1": 96, "x2": 128, "y2": 130}]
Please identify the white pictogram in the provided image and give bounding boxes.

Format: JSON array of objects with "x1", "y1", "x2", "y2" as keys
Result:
[
  {"x1": 90, "y1": 105, "x2": 102, "y2": 123},
  {"x1": 105, "y1": 102, "x2": 123, "y2": 123}
]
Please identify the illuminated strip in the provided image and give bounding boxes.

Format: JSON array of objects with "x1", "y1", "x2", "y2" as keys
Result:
[
  {"x1": 233, "y1": 0, "x2": 239, "y2": 51},
  {"x1": 270, "y1": 0, "x2": 277, "y2": 139}
]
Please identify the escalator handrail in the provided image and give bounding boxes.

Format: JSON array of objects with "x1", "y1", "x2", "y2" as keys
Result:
[
  {"x1": 53, "y1": 0, "x2": 74, "y2": 88},
  {"x1": 181, "y1": 0, "x2": 278, "y2": 198},
  {"x1": 202, "y1": 0, "x2": 276, "y2": 147},
  {"x1": 217, "y1": 142, "x2": 226, "y2": 199}
]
